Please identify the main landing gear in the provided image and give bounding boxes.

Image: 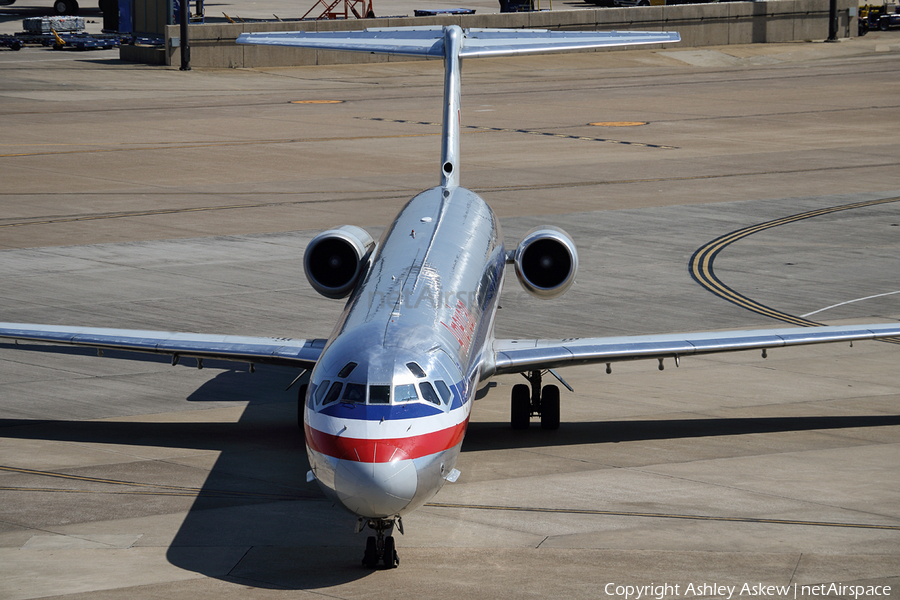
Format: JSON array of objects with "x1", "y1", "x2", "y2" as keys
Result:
[
  {"x1": 511, "y1": 370, "x2": 560, "y2": 430},
  {"x1": 359, "y1": 517, "x2": 400, "y2": 569}
]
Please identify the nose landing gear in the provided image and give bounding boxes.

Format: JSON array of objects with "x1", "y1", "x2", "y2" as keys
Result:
[{"x1": 359, "y1": 517, "x2": 400, "y2": 569}]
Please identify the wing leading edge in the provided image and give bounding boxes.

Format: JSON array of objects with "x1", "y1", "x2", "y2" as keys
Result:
[
  {"x1": 491, "y1": 323, "x2": 900, "y2": 376},
  {"x1": 0, "y1": 323, "x2": 325, "y2": 369}
]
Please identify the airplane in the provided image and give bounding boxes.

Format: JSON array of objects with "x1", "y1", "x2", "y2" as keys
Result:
[{"x1": 2, "y1": 26, "x2": 900, "y2": 570}]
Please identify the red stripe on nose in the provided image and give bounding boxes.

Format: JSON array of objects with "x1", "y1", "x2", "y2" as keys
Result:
[{"x1": 305, "y1": 420, "x2": 468, "y2": 462}]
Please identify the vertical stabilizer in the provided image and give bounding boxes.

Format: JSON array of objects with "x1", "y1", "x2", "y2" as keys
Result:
[
  {"x1": 237, "y1": 27, "x2": 680, "y2": 188},
  {"x1": 440, "y1": 26, "x2": 463, "y2": 189}
]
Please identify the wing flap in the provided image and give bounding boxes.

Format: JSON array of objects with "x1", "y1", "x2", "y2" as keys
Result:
[
  {"x1": 491, "y1": 324, "x2": 900, "y2": 375},
  {"x1": 0, "y1": 323, "x2": 325, "y2": 369}
]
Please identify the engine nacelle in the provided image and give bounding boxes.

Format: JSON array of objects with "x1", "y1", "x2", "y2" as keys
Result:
[
  {"x1": 304, "y1": 225, "x2": 375, "y2": 299},
  {"x1": 512, "y1": 226, "x2": 578, "y2": 299}
]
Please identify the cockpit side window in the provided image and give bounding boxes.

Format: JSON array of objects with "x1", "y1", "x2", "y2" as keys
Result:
[
  {"x1": 322, "y1": 381, "x2": 343, "y2": 405},
  {"x1": 338, "y1": 362, "x2": 358, "y2": 378},
  {"x1": 342, "y1": 383, "x2": 366, "y2": 403},
  {"x1": 395, "y1": 383, "x2": 418, "y2": 403},
  {"x1": 418, "y1": 381, "x2": 441, "y2": 406},
  {"x1": 406, "y1": 362, "x2": 426, "y2": 378},
  {"x1": 369, "y1": 385, "x2": 390, "y2": 404},
  {"x1": 306, "y1": 383, "x2": 318, "y2": 409},
  {"x1": 434, "y1": 380, "x2": 452, "y2": 405},
  {"x1": 314, "y1": 380, "x2": 331, "y2": 405}
]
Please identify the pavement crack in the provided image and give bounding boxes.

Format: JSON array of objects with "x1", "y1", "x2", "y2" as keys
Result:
[{"x1": 788, "y1": 553, "x2": 803, "y2": 586}]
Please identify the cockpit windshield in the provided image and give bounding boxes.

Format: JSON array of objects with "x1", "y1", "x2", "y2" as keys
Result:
[
  {"x1": 322, "y1": 381, "x2": 343, "y2": 405},
  {"x1": 342, "y1": 383, "x2": 366, "y2": 403},
  {"x1": 394, "y1": 383, "x2": 418, "y2": 403},
  {"x1": 418, "y1": 381, "x2": 441, "y2": 405},
  {"x1": 313, "y1": 364, "x2": 455, "y2": 408},
  {"x1": 434, "y1": 380, "x2": 452, "y2": 404},
  {"x1": 369, "y1": 385, "x2": 390, "y2": 404}
]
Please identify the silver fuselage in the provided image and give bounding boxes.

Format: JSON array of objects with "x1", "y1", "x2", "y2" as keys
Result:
[{"x1": 304, "y1": 185, "x2": 505, "y2": 518}]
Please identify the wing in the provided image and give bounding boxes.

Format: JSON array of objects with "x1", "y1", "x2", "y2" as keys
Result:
[
  {"x1": 491, "y1": 323, "x2": 900, "y2": 375},
  {"x1": 236, "y1": 27, "x2": 681, "y2": 59},
  {"x1": 0, "y1": 323, "x2": 325, "y2": 369}
]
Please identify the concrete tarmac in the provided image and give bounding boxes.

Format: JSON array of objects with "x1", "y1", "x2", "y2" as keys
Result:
[{"x1": 1, "y1": 30, "x2": 900, "y2": 600}]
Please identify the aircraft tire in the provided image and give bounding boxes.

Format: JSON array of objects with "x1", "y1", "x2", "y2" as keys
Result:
[
  {"x1": 540, "y1": 385, "x2": 560, "y2": 430},
  {"x1": 363, "y1": 536, "x2": 378, "y2": 568},
  {"x1": 383, "y1": 536, "x2": 399, "y2": 568},
  {"x1": 511, "y1": 384, "x2": 530, "y2": 430},
  {"x1": 297, "y1": 383, "x2": 308, "y2": 430}
]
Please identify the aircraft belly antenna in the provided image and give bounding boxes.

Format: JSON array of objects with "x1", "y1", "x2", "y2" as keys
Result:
[{"x1": 440, "y1": 25, "x2": 462, "y2": 189}]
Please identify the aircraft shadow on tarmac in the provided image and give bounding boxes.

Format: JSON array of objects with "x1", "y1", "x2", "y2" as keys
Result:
[
  {"x1": 3, "y1": 342, "x2": 900, "y2": 587},
  {"x1": 462, "y1": 414, "x2": 900, "y2": 450}
]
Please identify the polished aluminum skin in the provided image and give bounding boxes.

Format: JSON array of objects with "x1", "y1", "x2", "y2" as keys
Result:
[{"x1": 304, "y1": 184, "x2": 505, "y2": 517}]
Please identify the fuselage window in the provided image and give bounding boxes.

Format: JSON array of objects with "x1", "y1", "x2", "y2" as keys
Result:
[
  {"x1": 406, "y1": 362, "x2": 427, "y2": 378},
  {"x1": 338, "y1": 362, "x2": 358, "y2": 378},
  {"x1": 369, "y1": 384, "x2": 390, "y2": 404},
  {"x1": 342, "y1": 383, "x2": 366, "y2": 403},
  {"x1": 322, "y1": 381, "x2": 343, "y2": 405},
  {"x1": 435, "y1": 380, "x2": 452, "y2": 405},
  {"x1": 395, "y1": 383, "x2": 419, "y2": 403},
  {"x1": 418, "y1": 381, "x2": 441, "y2": 406},
  {"x1": 314, "y1": 380, "x2": 331, "y2": 405}
]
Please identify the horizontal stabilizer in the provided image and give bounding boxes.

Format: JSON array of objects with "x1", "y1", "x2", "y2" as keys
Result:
[{"x1": 236, "y1": 27, "x2": 680, "y2": 59}]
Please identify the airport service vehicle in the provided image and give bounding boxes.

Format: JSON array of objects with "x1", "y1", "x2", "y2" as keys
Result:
[
  {"x1": 859, "y1": 3, "x2": 900, "y2": 33},
  {"x1": 0, "y1": 0, "x2": 114, "y2": 17},
  {"x1": 3, "y1": 26, "x2": 900, "y2": 569}
]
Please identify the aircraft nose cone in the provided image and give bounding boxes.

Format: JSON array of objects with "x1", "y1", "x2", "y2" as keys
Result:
[{"x1": 333, "y1": 444, "x2": 418, "y2": 518}]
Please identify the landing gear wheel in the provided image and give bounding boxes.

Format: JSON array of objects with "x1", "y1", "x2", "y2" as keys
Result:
[
  {"x1": 512, "y1": 371, "x2": 567, "y2": 431},
  {"x1": 540, "y1": 385, "x2": 560, "y2": 430},
  {"x1": 383, "y1": 536, "x2": 399, "y2": 568},
  {"x1": 362, "y1": 536, "x2": 378, "y2": 568},
  {"x1": 297, "y1": 383, "x2": 308, "y2": 430},
  {"x1": 511, "y1": 384, "x2": 530, "y2": 429}
]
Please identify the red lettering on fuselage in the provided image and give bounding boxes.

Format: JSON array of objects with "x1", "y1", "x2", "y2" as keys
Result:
[{"x1": 441, "y1": 300, "x2": 476, "y2": 354}]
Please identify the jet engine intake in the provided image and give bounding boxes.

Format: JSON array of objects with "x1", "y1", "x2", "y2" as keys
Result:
[
  {"x1": 512, "y1": 226, "x2": 578, "y2": 299},
  {"x1": 304, "y1": 225, "x2": 375, "y2": 299}
]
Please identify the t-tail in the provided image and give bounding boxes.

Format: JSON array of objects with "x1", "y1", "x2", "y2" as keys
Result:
[{"x1": 237, "y1": 26, "x2": 680, "y2": 188}]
